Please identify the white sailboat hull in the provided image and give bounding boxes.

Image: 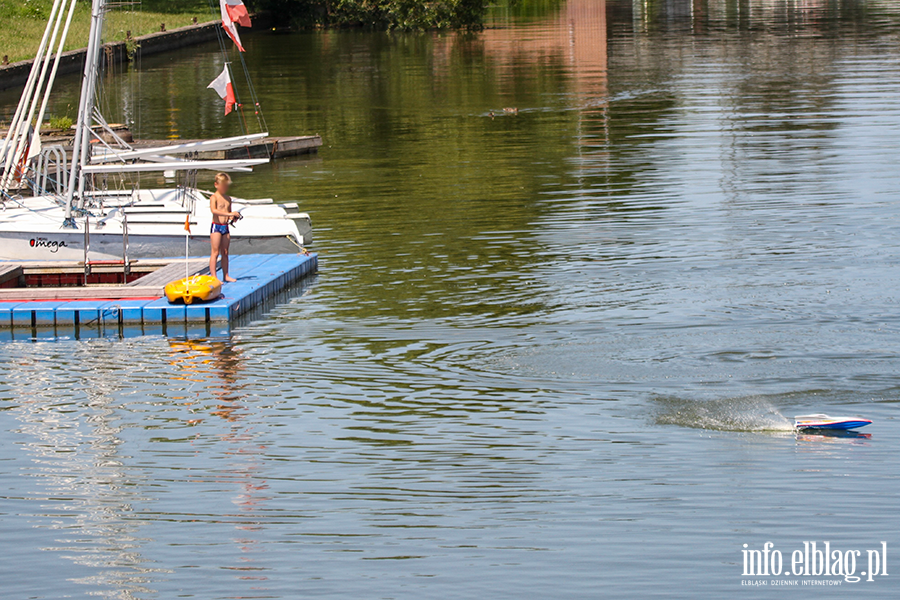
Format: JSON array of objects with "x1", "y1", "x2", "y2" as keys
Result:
[
  {"x1": 0, "y1": 189, "x2": 311, "y2": 261},
  {"x1": 0, "y1": 229, "x2": 301, "y2": 261}
]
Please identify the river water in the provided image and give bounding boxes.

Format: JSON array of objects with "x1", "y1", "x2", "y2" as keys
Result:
[{"x1": 2, "y1": 1, "x2": 899, "y2": 598}]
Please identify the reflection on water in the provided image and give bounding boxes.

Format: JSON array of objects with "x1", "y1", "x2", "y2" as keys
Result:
[
  {"x1": 168, "y1": 339, "x2": 247, "y2": 418},
  {"x1": 796, "y1": 429, "x2": 872, "y2": 443},
  {"x1": 0, "y1": 339, "x2": 281, "y2": 598},
  {"x1": 2, "y1": 1, "x2": 900, "y2": 598},
  {"x1": 2, "y1": 342, "x2": 161, "y2": 598},
  {"x1": 168, "y1": 340, "x2": 275, "y2": 591}
]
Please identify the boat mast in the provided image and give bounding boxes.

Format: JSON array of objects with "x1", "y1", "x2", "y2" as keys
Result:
[
  {"x1": 64, "y1": 0, "x2": 106, "y2": 227},
  {"x1": 32, "y1": 0, "x2": 82, "y2": 161},
  {"x1": 0, "y1": 0, "x2": 67, "y2": 193}
]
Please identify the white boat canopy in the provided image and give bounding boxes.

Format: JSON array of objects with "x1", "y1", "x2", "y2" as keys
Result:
[
  {"x1": 82, "y1": 158, "x2": 269, "y2": 174},
  {"x1": 90, "y1": 132, "x2": 269, "y2": 163}
]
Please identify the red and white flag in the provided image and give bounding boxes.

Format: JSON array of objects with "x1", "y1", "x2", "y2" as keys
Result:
[
  {"x1": 207, "y1": 66, "x2": 236, "y2": 115},
  {"x1": 223, "y1": 0, "x2": 251, "y2": 27},
  {"x1": 220, "y1": 0, "x2": 251, "y2": 51}
]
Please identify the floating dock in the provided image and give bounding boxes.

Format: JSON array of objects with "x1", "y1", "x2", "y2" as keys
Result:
[
  {"x1": 0, "y1": 127, "x2": 323, "y2": 161},
  {"x1": 0, "y1": 253, "x2": 317, "y2": 339},
  {"x1": 131, "y1": 135, "x2": 323, "y2": 160}
]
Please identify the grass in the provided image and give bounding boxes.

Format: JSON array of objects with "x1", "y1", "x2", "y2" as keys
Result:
[{"x1": 0, "y1": 0, "x2": 214, "y2": 64}]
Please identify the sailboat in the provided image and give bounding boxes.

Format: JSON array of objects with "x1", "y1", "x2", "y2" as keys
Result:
[{"x1": 0, "y1": 0, "x2": 311, "y2": 262}]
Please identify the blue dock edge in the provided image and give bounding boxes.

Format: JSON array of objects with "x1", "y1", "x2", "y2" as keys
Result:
[{"x1": 0, "y1": 253, "x2": 317, "y2": 338}]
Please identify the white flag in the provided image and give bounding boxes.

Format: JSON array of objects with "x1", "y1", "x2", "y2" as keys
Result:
[{"x1": 207, "y1": 66, "x2": 236, "y2": 115}]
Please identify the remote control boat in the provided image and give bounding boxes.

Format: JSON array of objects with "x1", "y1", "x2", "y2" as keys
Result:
[{"x1": 793, "y1": 414, "x2": 872, "y2": 431}]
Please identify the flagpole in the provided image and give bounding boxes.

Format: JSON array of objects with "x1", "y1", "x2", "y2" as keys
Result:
[{"x1": 184, "y1": 214, "x2": 191, "y2": 281}]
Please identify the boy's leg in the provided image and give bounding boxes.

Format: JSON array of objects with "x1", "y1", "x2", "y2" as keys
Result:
[
  {"x1": 221, "y1": 233, "x2": 237, "y2": 282},
  {"x1": 210, "y1": 231, "x2": 221, "y2": 279}
]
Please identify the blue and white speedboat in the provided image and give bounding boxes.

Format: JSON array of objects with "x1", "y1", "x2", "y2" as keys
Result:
[{"x1": 794, "y1": 414, "x2": 872, "y2": 431}]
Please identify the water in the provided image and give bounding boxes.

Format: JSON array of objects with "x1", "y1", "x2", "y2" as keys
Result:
[{"x1": 2, "y1": 1, "x2": 900, "y2": 597}]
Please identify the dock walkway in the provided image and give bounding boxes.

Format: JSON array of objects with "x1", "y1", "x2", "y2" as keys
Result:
[
  {"x1": 125, "y1": 258, "x2": 209, "y2": 287},
  {"x1": 0, "y1": 253, "x2": 317, "y2": 338}
]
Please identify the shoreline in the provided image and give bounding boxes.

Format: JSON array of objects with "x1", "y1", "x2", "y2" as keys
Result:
[{"x1": 0, "y1": 15, "x2": 271, "y2": 93}]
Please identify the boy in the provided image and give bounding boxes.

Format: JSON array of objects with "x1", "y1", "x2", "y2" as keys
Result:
[{"x1": 209, "y1": 172, "x2": 241, "y2": 282}]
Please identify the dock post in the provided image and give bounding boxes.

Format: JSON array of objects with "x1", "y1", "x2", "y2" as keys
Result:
[
  {"x1": 122, "y1": 212, "x2": 130, "y2": 281},
  {"x1": 83, "y1": 214, "x2": 91, "y2": 278}
]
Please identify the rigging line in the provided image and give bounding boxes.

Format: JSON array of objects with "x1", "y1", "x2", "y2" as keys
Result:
[
  {"x1": 236, "y1": 50, "x2": 266, "y2": 132},
  {"x1": 206, "y1": 0, "x2": 262, "y2": 135},
  {"x1": 236, "y1": 103, "x2": 251, "y2": 148},
  {"x1": 98, "y1": 3, "x2": 138, "y2": 194},
  {"x1": 128, "y1": 4, "x2": 140, "y2": 193},
  {"x1": 206, "y1": 0, "x2": 245, "y2": 135},
  {"x1": 133, "y1": 0, "x2": 142, "y2": 140},
  {"x1": 226, "y1": 62, "x2": 248, "y2": 137},
  {"x1": 0, "y1": 190, "x2": 69, "y2": 216}
]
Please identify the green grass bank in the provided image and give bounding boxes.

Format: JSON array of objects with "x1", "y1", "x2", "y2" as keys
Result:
[{"x1": 0, "y1": 0, "x2": 211, "y2": 64}]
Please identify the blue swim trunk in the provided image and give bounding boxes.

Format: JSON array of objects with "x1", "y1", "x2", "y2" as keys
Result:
[{"x1": 210, "y1": 222, "x2": 229, "y2": 235}]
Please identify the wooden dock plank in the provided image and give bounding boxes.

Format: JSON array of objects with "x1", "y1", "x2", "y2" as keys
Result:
[
  {"x1": 126, "y1": 258, "x2": 210, "y2": 287},
  {"x1": 0, "y1": 264, "x2": 23, "y2": 288}
]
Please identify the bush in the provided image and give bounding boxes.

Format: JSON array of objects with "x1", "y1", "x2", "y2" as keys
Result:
[
  {"x1": 250, "y1": 0, "x2": 488, "y2": 30},
  {"x1": 48, "y1": 114, "x2": 74, "y2": 130}
]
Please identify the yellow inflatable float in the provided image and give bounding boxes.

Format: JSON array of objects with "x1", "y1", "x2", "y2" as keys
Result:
[{"x1": 164, "y1": 275, "x2": 222, "y2": 305}]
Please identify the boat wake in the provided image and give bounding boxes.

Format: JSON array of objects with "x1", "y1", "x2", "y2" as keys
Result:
[{"x1": 652, "y1": 394, "x2": 795, "y2": 432}]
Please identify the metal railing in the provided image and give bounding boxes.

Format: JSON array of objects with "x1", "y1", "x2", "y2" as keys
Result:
[
  {"x1": 122, "y1": 211, "x2": 130, "y2": 278},
  {"x1": 33, "y1": 144, "x2": 67, "y2": 195},
  {"x1": 83, "y1": 214, "x2": 91, "y2": 278},
  {"x1": 83, "y1": 212, "x2": 131, "y2": 283}
]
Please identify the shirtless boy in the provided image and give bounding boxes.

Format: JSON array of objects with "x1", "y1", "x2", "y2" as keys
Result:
[{"x1": 209, "y1": 172, "x2": 241, "y2": 282}]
